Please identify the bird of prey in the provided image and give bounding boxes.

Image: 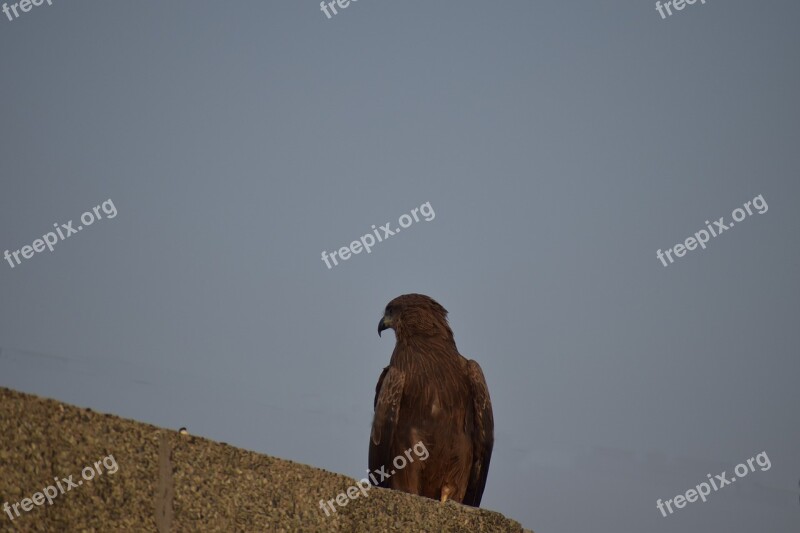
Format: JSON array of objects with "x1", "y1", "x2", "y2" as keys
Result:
[{"x1": 370, "y1": 293, "x2": 494, "y2": 506}]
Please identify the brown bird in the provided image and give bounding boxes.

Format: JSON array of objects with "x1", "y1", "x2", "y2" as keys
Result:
[{"x1": 370, "y1": 294, "x2": 494, "y2": 506}]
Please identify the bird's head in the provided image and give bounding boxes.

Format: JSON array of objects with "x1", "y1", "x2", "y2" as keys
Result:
[{"x1": 378, "y1": 293, "x2": 454, "y2": 341}]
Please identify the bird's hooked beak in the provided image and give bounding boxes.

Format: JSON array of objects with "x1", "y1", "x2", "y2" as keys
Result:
[{"x1": 378, "y1": 316, "x2": 392, "y2": 337}]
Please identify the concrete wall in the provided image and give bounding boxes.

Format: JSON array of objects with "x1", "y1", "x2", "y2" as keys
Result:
[{"x1": 0, "y1": 387, "x2": 528, "y2": 532}]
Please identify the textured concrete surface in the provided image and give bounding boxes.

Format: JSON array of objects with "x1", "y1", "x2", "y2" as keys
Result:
[{"x1": 0, "y1": 387, "x2": 530, "y2": 532}]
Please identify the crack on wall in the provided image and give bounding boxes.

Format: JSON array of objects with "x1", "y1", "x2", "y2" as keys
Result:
[{"x1": 155, "y1": 432, "x2": 174, "y2": 533}]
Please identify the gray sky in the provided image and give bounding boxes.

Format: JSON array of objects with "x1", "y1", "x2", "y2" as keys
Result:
[{"x1": 1, "y1": 1, "x2": 798, "y2": 531}]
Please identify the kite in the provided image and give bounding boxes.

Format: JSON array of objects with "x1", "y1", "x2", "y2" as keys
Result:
[{"x1": 370, "y1": 293, "x2": 494, "y2": 506}]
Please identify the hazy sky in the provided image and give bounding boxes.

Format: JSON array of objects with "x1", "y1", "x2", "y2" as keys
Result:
[{"x1": 1, "y1": 1, "x2": 798, "y2": 531}]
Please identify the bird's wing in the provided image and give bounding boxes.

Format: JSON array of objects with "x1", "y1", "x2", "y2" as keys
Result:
[
  {"x1": 373, "y1": 365, "x2": 389, "y2": 410},
  {"x1": 462, "y1": 359, "x2": 494, "y2": 507},
  {"x1": 369, "y1": 365, "x2": 405, "y2": 482}
]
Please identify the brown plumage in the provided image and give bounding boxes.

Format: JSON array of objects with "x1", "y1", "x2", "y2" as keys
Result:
[{"x1": 370, "y1": 293, "x2": 494, "y2": 506}]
